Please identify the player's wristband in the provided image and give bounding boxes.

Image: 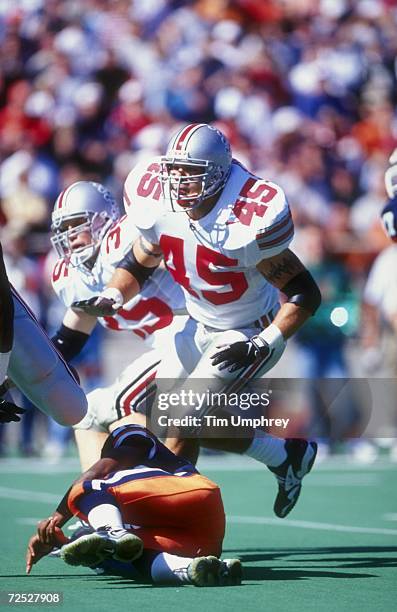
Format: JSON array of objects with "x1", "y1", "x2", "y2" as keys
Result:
[
  {"x1": 256, "y1": 323, "x2": 285, "y2": 353},
  {"x1": 100, "y1": 287, "x2": 124, "y2": 308},
  {"x1": 0, "y1": 351, "x2": 11, "y2": 387}
]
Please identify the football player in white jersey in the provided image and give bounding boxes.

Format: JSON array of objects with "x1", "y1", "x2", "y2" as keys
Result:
[
  {"x1": 74, "y1": 124, "x2": 321, "y2": 518},
  {"x1": 0, "y1": 241, "x2": 87, "y2": 426},
  {"x1": 49, "y1": 180, "x2": 187, "y2": 468},
  {"x1": 361, "y1": 151, "x2": 397, "y2": 358}
]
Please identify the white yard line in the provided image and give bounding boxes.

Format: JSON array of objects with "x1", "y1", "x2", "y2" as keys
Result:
[
  {"x1": 0, "y1": 456, "x2": 395, "y2": 473},
  {"x1": 0, "y1": 486, "x2": 59, "y2": 504},
  {"x1": 1, "y1": 483, "x2": 395, "y2": 536},
  {"x1": 0, "y1": 458, "x2": 80, "y2": 474},
  {"x1": 16, "y1": 518, "x2": 42, "y2": 525},
  {"x1": 229, "y1": 515, "x2": 397, "y2": 536},
  {"x1": 382, "y1": 513, "x2": 397, "y2": 521}
]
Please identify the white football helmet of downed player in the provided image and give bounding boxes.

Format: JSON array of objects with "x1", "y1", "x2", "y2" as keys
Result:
[
  {"x1": 160, "y1": 123, "x2": 232, "y2": 212},
  {"x1": 51, "y1": 181, "x2": 120, "y2": 269}
]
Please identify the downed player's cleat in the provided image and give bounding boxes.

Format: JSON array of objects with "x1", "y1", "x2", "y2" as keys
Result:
[
  {"x1": 48, "y1": 548, "x2": 62, "y2": 559},
  {"x1": 268, "y1": 439, "x2": 317, "y2": 518},
  {"x1": 60, "y1": 528, "x2": 143, "y2": 567},
  {"x1": 187, "y1": 556, "x2": 242, "y2": 587},
  {"x1": 218, "y1": 558, "x2": 243, "y2": 586},
  {"x1": 67, "y1": 520, "x2": 94, "y2": 541}
]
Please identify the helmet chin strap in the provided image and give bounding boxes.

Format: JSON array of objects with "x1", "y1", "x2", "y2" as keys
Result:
[
  {"x1": 69, "y1": 243, "x2": 98, "y2": 269},
  {"x1": 82, "y1": 252, "x2": 97, "y2": 270},
  {"x1": 185, "y1": 192, "x2": 221, "y2": 221}
]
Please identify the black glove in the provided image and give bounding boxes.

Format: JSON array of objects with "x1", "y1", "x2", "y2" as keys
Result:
[
  {"x1": 0, "y1": 398, "x2": 26, "y2": 423},
  {"x1": 72, "y1": 297, "x2": 118, "y2": 317},
  {"x1": 210, "y1": 336, "x2": 271, "y2": 373}
]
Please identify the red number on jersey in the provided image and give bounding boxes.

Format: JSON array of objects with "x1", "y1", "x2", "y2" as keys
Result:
[
  {"x1": 52, "y1": 259, "x2": 69, "y2": 283},
  {"x1": 103, "y1": 297, "x2": 173, "y2": 339},
  {"x1": 136, "y1": 163, "x2": 162, "y2": 200},
  {"x1": 159, "y1": 235, "x2": 199, "y2": 298},
  {"x1": 197, "y1": 245, "x2": 248, "y2": 305},
  {"x1": 233, "y1": 178, "x2": 278, "y2": 226},
  {"x1": 105, "y1": 215, "x2": 127, "y2": 254},
  {"x1": 160, "y1": 235, "x2": 248, "y2": 305}
]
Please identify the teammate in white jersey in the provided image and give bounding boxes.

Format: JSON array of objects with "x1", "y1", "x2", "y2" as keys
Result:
[
  {"x1": 50, "y1": 181, "x2": 187, "y2": 467},
  {"x1": 0, "y1": 241, "x2": 87, "y2": 426},
  {"x1": 74, "y1": 124, "x2": 321, "y2": 518},
  {"x1": 361, "y1": 151, "x2": 397, "y2": 365}
]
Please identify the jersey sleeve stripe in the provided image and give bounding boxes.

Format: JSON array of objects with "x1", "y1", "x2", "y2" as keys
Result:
[
  {"x1": 256, "y1": 216, "x2": 294, "y2": 245},
  {"x1": 257, "y1": 225, "x2": 294, "y2": 250},
  {"x1": 255, "y1": 212, "x2": 292, "y2": 240},
  {"x1": 256, "y1": 219, "x2": 293, "y2": 246}
]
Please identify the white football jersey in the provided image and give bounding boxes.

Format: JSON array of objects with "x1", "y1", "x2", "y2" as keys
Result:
[
  {"x1": 364, "y1": 244, "x2": 397, "y2": 318},
  {"x1": 52, "y1": 214, "x2": 185, "y2": 341},
  {"x1": 123, "y1": 158, "x2": 294, "y2": 329}
]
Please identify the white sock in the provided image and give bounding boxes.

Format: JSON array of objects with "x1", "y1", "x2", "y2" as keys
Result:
[
  {"x1": 87, "y1": 504, "x2": 125, "y2": 531},
  {"x1": 245, "y1": 430, "x2": 287, "y2": 467},
  {"x1": 150, "y1": 552, "x2": 194, "y2": 584}
]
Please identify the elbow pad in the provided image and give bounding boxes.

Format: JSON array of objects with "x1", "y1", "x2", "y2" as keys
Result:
[
  {"x1": 281, "y1": 270, "x2": 321, "y2": 315},
  {"x1": 117, "y1": 250, "x2": 159, "y2": 290},
  {"x1": 52, "y1": 324, "x2": 90, "y2": 362}
]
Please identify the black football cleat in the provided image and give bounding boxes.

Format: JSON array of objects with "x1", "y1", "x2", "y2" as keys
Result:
[{"x1": 268, "y1": 439, "x2": 317, "y2": 518}]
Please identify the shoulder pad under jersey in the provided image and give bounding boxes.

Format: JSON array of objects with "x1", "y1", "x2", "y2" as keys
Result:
[
  {"x1": 98, "y1": 215, "x2": 140, "y2": 266},
  {"x1": 51, "y1": 258, "x2": 78, "y2": 307},
  {"x1": 123, "y1": 158, "x2": 164, "y2": 231},
  {"x1": 234, "y1": 177, "x2": 294, "y2": 263}
]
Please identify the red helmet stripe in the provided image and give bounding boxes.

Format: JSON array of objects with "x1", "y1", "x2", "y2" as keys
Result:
[
  {"x1": 56, "y1": 183, "x2": 75, "y2": 210},
  {"x1": 174, "y1": 123, "x2": 205, "y2": 152},
  {"x1": 56, "y1": 188, "x2": 66, "y2": 210}
]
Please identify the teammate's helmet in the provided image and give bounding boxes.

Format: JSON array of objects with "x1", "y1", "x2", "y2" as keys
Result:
[
  {"x1": 381, "y1": 196, "x2": 397, "y2": 242},
  {"x1": 160, "y1": 123, "x2": 232, "y2": 211},
  {"x1": 384, "y1": 148, "x2": 397, "y2": 198},
  {"x1": 51, "y1": 181, "x2": 120, "y2": 268}
]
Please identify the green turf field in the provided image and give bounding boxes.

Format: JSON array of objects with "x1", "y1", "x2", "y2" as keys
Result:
[{"x1": 0, "y1": 455, "x2": 396, "y2": 612}]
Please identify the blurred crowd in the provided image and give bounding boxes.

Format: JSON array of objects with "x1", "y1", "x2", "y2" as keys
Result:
[{"x1": 1, "y1": 0, "x2": 397, "y2": 459}]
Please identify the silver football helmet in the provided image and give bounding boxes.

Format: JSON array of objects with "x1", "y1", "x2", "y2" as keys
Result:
[
  {"x1": 51, "y1": 181, "x2": 120, "y2": 268},
  {"x1": 160, "y1": 123, "x2": 232, "y2": 211}
]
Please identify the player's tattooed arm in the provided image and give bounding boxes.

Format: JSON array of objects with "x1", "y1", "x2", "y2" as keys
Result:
[
  {"x1": 106, "y1": 236, "x2": 164, "y2": 302},
  {"x1": 257, "y1": 249, "x2": 305, "y2": 289},
  {"x1": 138, "y1": 235, "x2": 163, "y2": 259},
  {"x1": 257, "y1": 249, "x2": 321, "y2": 339}
]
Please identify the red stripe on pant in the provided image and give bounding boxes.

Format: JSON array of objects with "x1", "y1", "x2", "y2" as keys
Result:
[{"x1": 121, "y1": 371, "x2": 156, "y2": 415}]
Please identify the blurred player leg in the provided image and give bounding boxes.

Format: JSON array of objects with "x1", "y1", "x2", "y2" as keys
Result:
[
  {"x1": 74, "y1": 429, "x2": 109, "y2": 471},
  {"x1": 9, "y1": 290, "x2": 87, "y2": 426},
  {"x1": 158, "y1": 322, "x2": 316, "y2": 517},
  {"x1": 162, "y1": 325, "x2": 285, "y2": 460},
  {"x1": 73, "y1": 351, "x2": 159, "y2": 468}
]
